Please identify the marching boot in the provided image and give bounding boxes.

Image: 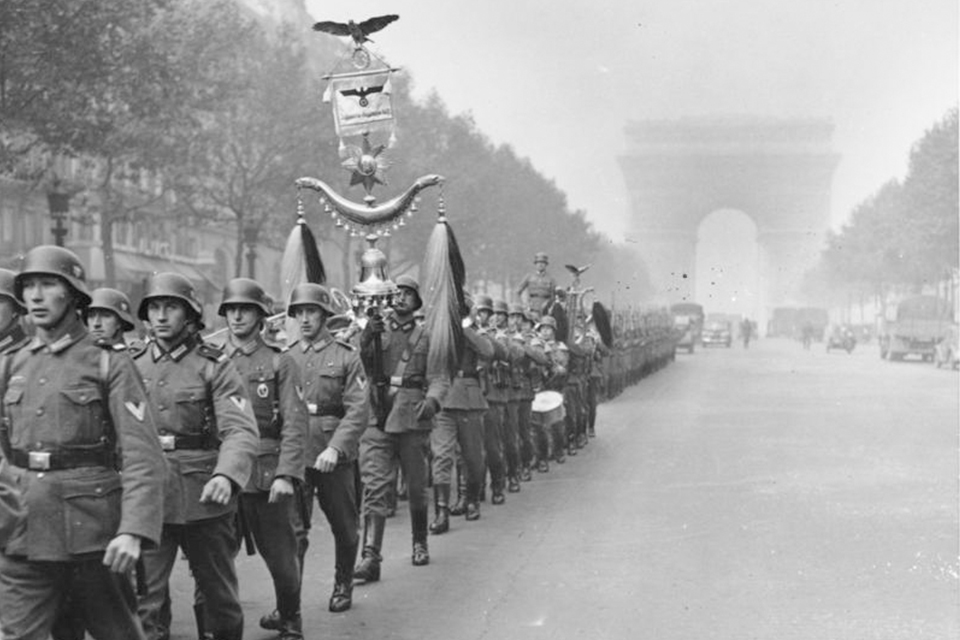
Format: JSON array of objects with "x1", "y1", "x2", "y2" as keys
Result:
[
  {"x1": 449, "y1": 471, "x2": 467, "y2": 516},
  {"x1": 277, "y1": 614, "x2": 303, "y2": 640},
  {"x1": 353, "y1": 514, "x2": 385, "y2": 583},
  {"x1": 491, "y1": 475, "x2": 506, "y2": 505},
  {"x1": 520, "y1": 465, "x2": 532, "y2": 482},
  {"x1": 411, "y1": 508, "x2": 430, "y2": 566},
  {"x1": 329, "y1": 539, "x2": 358, "y2": 612},
  {"x1": 429, "y1": 484, "x2": 450, "y2": 534},
  {"x1": 465, "y1": 501, "x2": 481, "y2": 520},
  {"x1": 507, "y1": 476, "x2": 521, "y2": 493}
]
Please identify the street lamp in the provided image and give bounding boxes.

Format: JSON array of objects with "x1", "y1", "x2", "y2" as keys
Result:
[
  {"x1": 243, "y1": 223, "x2": 259, "y2": 280},
  {"x1": 46, "y1": 184, "x2": 70, "y2": 247}
]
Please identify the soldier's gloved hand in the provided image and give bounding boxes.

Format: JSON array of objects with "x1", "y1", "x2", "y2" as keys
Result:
[
  {"x1": 103, "y1": 533, "x2": 141, "y2": 574},
  {"x1": 268, "y1": 477, "x2": 295, "y2": 503},
  {"x1": 366, "y1": 315, "x2": 385, "y2": 334},
  {"x1": 416, "y1": 397, "x2": 441, "y2": 421},
  {"x1": 314, "y1": 446, "x2": 340, "y2": 473},
  {"x1": 200, "y1": 475, "x2": 233, "y2": 505}
]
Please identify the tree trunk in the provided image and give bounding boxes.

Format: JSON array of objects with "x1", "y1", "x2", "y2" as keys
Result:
[
  {"x1": 233, "y1": 214, "x2": 244, "y2": 278},
  {"x1": 100, "y1": 207, "x2": 116, "y2": 288}
]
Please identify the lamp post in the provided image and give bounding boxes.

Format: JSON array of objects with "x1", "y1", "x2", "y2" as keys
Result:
[
  {"x1": 47, "y1": 185, "x2": 70, "y2": 247},
  {"x1": 243, "y1": 223, "x2": 259, "y2": 280}
]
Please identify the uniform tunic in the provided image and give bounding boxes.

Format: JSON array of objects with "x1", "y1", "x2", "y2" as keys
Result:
[
  {"x1": 133, "y1": 334, "x2": 258, "y2": 640},
  {"x1": 0, "y1": 318, "x2": 165, "y2": 640},
  {"x1": 222, "y1": 333, "x2": 307, "y2": 620},
  {"x1": 516, "y1": 270, "x2": 558, "y2": 314},
  {"x1": 287, "y1": 328, "x2": 368, "y2": 584},
  {"x1": 359, "y1": 315, "x2": 447, "y2": 516},
  {"x1": 432, "y1": 327, "x2": 493, "y2": 497}
]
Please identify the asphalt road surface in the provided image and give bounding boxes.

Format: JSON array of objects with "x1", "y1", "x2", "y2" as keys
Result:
[{"x1": 168, "y1": 337, "x2": 958, "y2": 640}]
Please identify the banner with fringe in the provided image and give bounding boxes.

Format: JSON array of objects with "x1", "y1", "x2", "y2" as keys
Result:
[{"x1": 323, "y1": 70, "x2": 394, "y2": 139}]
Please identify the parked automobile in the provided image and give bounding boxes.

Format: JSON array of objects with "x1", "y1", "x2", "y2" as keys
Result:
[
  {"x1": 701, "y1": 321, "x2": 732, "y2": 348},
  {"x1": 934, "y1": 324, "x2": 959, "y2": 370}
]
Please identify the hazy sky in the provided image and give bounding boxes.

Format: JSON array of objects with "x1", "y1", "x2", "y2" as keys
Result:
[{"x1": 304, "y1": 0, "x2": 957, "y2": 241}]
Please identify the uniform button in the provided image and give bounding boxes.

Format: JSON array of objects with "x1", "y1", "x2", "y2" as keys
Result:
[
  {"x1": 158, "y1": 405, "x2": 167, "y2": 411},
  {"x1": 37, "y1": 472, "x2": 44, "y2": 479},
  {"x1": 158, "y1": 380, "x2": 166, "y2": 387},
  {"x1": 38, "y1": 378, "x2": 46, "y2": 385},
  {"x1": 95, "y1": 487, "x2": 102, "y2": 494},
  {"x1": 35, "y1": 408, "x2": 44, "y2": 416}
]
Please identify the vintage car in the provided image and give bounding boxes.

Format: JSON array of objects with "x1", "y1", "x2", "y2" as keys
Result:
[
  {"x1": 934, "y1": 324, "x2": 959, "y2": 369},
  {"x1": 701, "y1": 321, "x2": 732, "y2": 348},
  {"x1": 825, "y1": 324, "x2": 856, "y2": 353}
]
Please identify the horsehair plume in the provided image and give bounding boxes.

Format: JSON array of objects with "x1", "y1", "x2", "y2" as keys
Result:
[
  {"x1": 423, "y1": 214, "x2": 465, "y2": 379},
  {"x1": 281, "y1": 195, "x2": 326, "y2": 341},
  {"x1": 300, "y1": 219, "x2": 326, "y2": 285}
]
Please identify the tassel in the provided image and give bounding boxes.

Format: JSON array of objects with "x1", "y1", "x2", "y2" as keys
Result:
[
  {"x1": 422, "y1": 204, "x2": 464, "y2": 379},
  {"x1": 280, "y1": 195, "x2": 327, "y2": 341}
]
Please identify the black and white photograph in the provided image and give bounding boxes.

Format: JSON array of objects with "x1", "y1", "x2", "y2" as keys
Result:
[{"x1": 0, "y1": 0, "x2": 956, "y2": 638}]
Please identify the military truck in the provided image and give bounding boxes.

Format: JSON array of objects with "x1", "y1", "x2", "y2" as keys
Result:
[{"x1": 879, "y1": 295, "x2": 953, "y2": 362}]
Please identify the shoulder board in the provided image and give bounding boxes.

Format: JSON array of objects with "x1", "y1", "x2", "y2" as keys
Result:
[
  {"x1": 197, "y1": 343, "x2": 227, "y2": 362},
  {"x1": 335, "y1": 339, "x2": 356, "y2": 351},
  {"x1": 128, "y1": 340, "x2": 149, "y2": 358}
]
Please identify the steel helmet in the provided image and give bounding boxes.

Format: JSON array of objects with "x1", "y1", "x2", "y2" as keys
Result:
[
  {"x1": 218, "y1": 278, "x2": 271, "y2": 316},
  {"x1": 138, "y1": 272, "x2": 203, "y2": 322},
  {"x1": 507, "y1": 302, "x2": 525, "y2": 316},
  {"x1": 492, "y1": 299, "x2": 509, "y2": 315},
  {"x1": 287, "y1": 283, "x2": 336, "y2": 316},
  {"x1": 0, "y1": 269, "x2": 26, "y2": 314},
  {"x1": 536, "y1": 316, "x2": 558, "y2": 331},
  {"x1": 15, "y1": 245, "x2": 91, "y2": 307},
  {"x1": 474, "y1": 294, "x2": 493, "y2": 313},
  {"x1": 533, "y1": 252, "x2": 549, "y2": 264},
  {"x1": 394, "y1": 274, "x2": 422, "y2": 311},
  {"x1": 87, "y1": 288, "x2": 136, "y2": 332}
]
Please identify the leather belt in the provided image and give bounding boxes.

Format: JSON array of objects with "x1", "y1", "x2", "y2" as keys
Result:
[
  {"x1": 306, "y1": 403, "x2": 345, "y2": 418},
  {"x1": 158, "y1": 433, "x2": 216, "y2": 451},
  {"x1": 455, "y1": 370, "x2": 479, "y2": 379},
  {"x1": 11, "y1": 448, "x2": 114, "y2": 471},
  {"x1": 389, "y1": 376, "x2": 426, "y2": 389}
]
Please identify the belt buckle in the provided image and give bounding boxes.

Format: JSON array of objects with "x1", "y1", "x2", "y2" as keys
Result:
[
  {"x1": 28, "y1": 451, "x2": 51, "y2": 470},
  {"x1": 159, "y1": 434, "x2": 176, "y2": 451}
]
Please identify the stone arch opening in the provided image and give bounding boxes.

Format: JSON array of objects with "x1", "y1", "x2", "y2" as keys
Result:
[{"x1": 695, "y1": 209, "x2": 759, "y2": 319}]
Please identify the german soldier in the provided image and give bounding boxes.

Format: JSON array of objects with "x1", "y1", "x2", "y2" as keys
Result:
[
  {"x1": 509, "y1": 303, "x2": 550, "y2": 477},
  {"x1": 84, "y1": 288, "x2": 136, "y2": 347},
  {"x1": 355, "y1": 275, "x2": 447, "y2": 579},
  {"x1": 217, "y1": 278, "x2": 309, "y2": 637},
  {"x1": 133, "y1": 272, "x2": 258, "y2": 640},
  {"x1": 0, "y1": 246, "x2": 166, "y2": 640},
  {"x1": 492, "y1": 299, "x2": 523, "y2": 493},
  {"x1": 535, "y1": 316, "x2": 569, "y2": 463},
  {"x1": 430, "y1": 293, "x2": 493, "y2": 529},
  {"x1": 473, "y1": 294, "x2": 507, "y2": 504},
  {"x1": 516, "y1": 252, "x2": 557, "y2": 315},
  {"x1": 0, "y1": 269, "x2": 29, "y2": 356},
  {"x1": 285, "y1": 283, "x2": 368, "y2": 613}
]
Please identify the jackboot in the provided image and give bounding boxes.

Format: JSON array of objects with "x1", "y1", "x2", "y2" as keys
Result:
[
  {"x1": 330, "y1": 538, "x2": 358, "y2": 612},
  {"x1": 507, "y1": 476, "x2": 521, "y2": 493},
  {"x1": 491, "y1": 475, "x2": 506, "y2": 505},
  {"x1": 277, "y1": 614, "x2": 303, "y2": 640},
  {"x1": 429, "y1": 484, "x2": 450, "y2": 535},
  {"x1": 353, "y1": 514, "x2": 385, "y2": 583},
  {"x1": 411, "y1": 508, "x2": 430, "y2": 566},
  {"x1": 449, "y1": 471, "x2": 467, "y2": 516},
  {"x1": 465, "y1": 501, "x2": 481, "y2": 521}
]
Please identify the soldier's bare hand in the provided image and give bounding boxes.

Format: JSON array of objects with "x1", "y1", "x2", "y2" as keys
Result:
[
  {"x1": 268, "y1": 477, "x2": 295, "y2": 503},
  {"x1": 102, "y1": 533, "x2": 141, "y2": 574},
  {"x1": 314, "y1": 447, "x2": 339, "y2": 473},
  {"x1": 200, "y1": 475, "x2": 233, "y2": 505}
]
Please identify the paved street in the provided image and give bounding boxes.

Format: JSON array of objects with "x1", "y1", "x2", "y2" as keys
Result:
[{"x1": 168, "y1": 338, "x2": 959, "y2": 640}]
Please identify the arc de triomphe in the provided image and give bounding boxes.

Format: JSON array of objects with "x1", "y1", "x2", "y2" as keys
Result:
[{"x1": 618, "y1": 117, "x2": 839, "y2": 329}]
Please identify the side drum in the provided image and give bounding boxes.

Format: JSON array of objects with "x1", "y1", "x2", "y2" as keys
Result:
[{"x1": 531, "y1": 390, "x2": 566, "y2": 426}]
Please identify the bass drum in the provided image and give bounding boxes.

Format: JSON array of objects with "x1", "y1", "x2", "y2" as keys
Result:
[{"x1": 531, "y1": 390, "x2": 566, "y2": 426}]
